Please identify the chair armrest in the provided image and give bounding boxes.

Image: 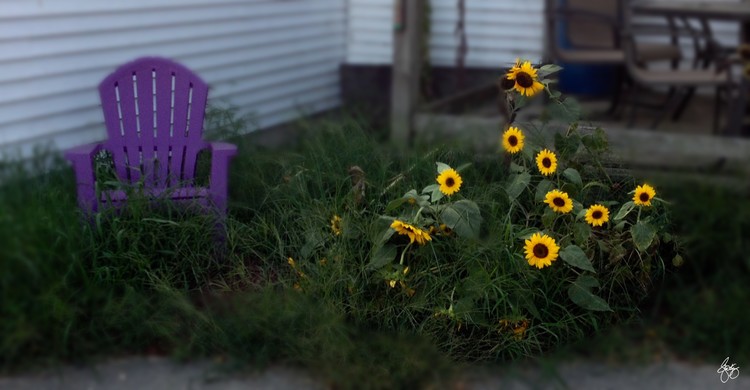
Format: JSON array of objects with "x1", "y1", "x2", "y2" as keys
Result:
[
  {"x1": 209, "y1": 142, "x2": 238, "y2": 157},
  {"x1": 64, "y1": 143, "x2": 103, "y2": 161},
  {"x1": 208, "y1": 142, "x2": 237, "y2": 213},
  {"x1": 64, "y1": 143, "x2": 103, "y2": 213},
  {"x1": 548, "y1": 8, "x2": 619, "y2": 25}
]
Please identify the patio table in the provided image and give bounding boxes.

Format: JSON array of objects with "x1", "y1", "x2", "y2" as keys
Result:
[{"x1": 631, "y1": 0, "x2": 750, "y2": 136}]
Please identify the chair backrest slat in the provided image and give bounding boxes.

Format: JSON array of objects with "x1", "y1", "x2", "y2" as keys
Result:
[
  {"x1": 566, "y1": 0, "x2": 619, "y2": 50},
  {"x1": 135, "y1": 66, "x2": 156, "y2": 187},
  {"x1": 155, "y1": 65, "x2": 175, "y2": 188},
  {"x1": 100, "y1": 57, "x2": 209, "y2": 188}
]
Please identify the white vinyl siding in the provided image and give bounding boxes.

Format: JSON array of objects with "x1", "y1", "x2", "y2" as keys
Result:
[
  {"x1": 346, "y1": 0, "x2": 545, "y2": 67},
  {"x1": 345, "y1": 0, "x2": 742, "y2": 68},
  {"x1": 0, "y1": 0, "x2": 345, "y2": 158}
]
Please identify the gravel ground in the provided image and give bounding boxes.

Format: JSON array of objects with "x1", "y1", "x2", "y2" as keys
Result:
[{"x1": 1, "y1": 356, "x2": 746, "y2": 390}]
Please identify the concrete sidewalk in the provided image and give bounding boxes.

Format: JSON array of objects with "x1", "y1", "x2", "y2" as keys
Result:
[{"x1": 1, "y1": 356, "x2": 746, "y2": 390}]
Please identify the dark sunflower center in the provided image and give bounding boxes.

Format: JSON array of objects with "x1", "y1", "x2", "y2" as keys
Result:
[
  {"x1": 446, "y1": 177, "x2": 455, "y2": 187},
  {"x1": 516, "y1": 72, "x2": 534, "y2": 88},
  {"x1": 553, "y1": 197, "x2": 566, "y2": 207},
  {"x1": 533, "y1": 243, "x2": 549, "y2": 259},
  {"x1": 508, "y1": 135, "x2": 518, "y2": 146},
  {"x1": 639, "y1": 193, "x2": 650, "y2": 202},
  {"x1": 592, "y1": 210, "x2": 603, "y2": 219},
  {"x1": 500, "y1": 76, "x2": 516, "y2": 90},
  {"x1": 542, "y1": 158, "x2": 552, "y2": 168}
]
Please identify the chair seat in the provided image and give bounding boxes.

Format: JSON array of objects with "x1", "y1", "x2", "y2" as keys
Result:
[
  {"x1": 556, "y1": 42, "x2": 680, "y2": 65},
  {"x1": 557, "y1": 49, "x2": 624, "y2": 64},
  {"x1": 101, "y1": 186, "x2": 209, "y2": 203},
  {"x1": 631, "y1": 68, "x2": 730, "y2": 86},
  {"x1": 637, "y1": 42, "x2": 682, "y2": 62}
]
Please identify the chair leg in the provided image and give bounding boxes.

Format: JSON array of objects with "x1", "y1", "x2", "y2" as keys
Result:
[
  {"x1": 713, "y1": 87, "x2": 722, "y2": 135},
  {"x1": 606, "y1": 66, "x2": 625, "y2": 117},
  {"x1": 671, "y1": 87, "x2": 696, "y2": 121},
  {"x1": 651, "y1": 88, "x2": 683, "y2": 130},
  {"x1": 722, "y1": 81, "x2": 746, "y2": 136},
  {"x1": 627, "y1": 83, "x2": 640, "y2": 128}
]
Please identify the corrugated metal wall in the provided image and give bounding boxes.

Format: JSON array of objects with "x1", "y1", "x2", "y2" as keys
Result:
[
  {"x1": 346, "y1": 0, "x2": 545, "y2": 67},
  {"x1": 0, "y1": 0, "x2": 345, "y2": 158}
]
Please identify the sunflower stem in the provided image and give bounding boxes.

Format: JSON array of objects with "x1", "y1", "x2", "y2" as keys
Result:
[
  {"x1": 576, "y1": 128, "x2": 613, "y2": 185},
  {"x1": 399, "y1": 243, "x2": 411, "y2": 266}
]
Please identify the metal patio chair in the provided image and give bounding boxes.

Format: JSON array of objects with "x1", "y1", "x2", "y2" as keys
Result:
[{"x1": 545, "y1": 0, "x2": 682, "y2": 115}]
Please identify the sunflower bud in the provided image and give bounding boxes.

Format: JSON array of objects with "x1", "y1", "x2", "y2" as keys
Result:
[{"x1": 499, "y1": 75, "x2": 515, "y2": 90}]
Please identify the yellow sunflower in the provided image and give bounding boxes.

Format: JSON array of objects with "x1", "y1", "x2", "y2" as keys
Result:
[
  {"x1": 633, "y1": 184, "x2": 656, "y2": 207},
  {"x1": 584, "y1": 204, "x2": 610, "y2": 227},
  {"x1": 506, "y1": 61, "x2": 545, "y2": 97},
  {"x1": 535, "y1": 149, "x2": 558, "y2": 176},
  {"x1": 544, "y1": 189, "x2": 573, "y2": 213},
  {"x1": 523, "y1": 232, "x2": 560, "y2": 269},
  {"x1": 436, "y1": 168, "x2": 463, "y2": 196},
  {"x1": 499, "y1": 59, "x2": 521, "y2": 90},
  {"x1": 390, "y1": 220, "x2": 432, "y2": 246},
  {"x1": 502, "y1": 127, "x2": 525, "y2": 154},
  {"x1": 330, "y1": 215, "x2": 343, "y2": 236}
]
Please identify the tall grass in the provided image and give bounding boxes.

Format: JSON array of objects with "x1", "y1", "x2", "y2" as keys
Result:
[
  {"x1": 0, "y1": 116, "x2": 456, "y2": 389},
  {"x1": 1, "y1": 110, "x2": 748, "y2": 388}
]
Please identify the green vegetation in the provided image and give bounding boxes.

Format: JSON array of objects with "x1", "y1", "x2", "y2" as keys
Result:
[{"x1": 1, "y1": 107, "x2": 747, "y2": 389}]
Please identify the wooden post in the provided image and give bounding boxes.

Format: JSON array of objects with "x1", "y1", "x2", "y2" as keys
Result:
[{"x1": 391, "y1": 0, "x2": 425, "y2": 146}]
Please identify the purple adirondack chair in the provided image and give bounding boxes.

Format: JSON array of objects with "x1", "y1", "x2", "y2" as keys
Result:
[{"x1": 65, "y1": 57, "x2": 237, "y2": 214}]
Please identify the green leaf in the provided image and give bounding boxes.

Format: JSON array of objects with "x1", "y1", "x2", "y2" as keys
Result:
[
  {"x1": 506, "y1": 172, "x2": 531, "y2": 201},
  {"x1": 563, "y1": 168, "x2": 582, "y2": 186},
  {"x1": 368, "y1": 244, "x2": 397, "y2": 270},
  {"x1": 572, "y1": 200, "x2": 584, "y2": 215},
  {"x1": 385, "y1": 197, "x2": 408, "y2": 213},
  {"x1": 431, "y1": 186, "x2": 444, "y2": 202},
  {"x1": 631, "y1": 221, "x2": 657, "y2": 252},
  {"x1": 440, "y1": 199, "x2": 482, "y2": 239},
  {"x1": 510, "y1": 162, "x2": 527, "y2": 174},
  {"x1": 391, "y1": 189, "x2": 430, "y2": 209},
  {"x1": 542, "y1": 208, "x2": 556, "y2": 230},
  {"x1": 537, "y1": 64, "x2": 563, "y2": 78},
  {"x1": 379, "y1": 226, "x2": 396, "y2": 244},
  {"x1": 548, "y1": 97, "x2": 581, "y2": 124},
  {"x1": 554, "y1": 132, "x2": 581, "y2": 160},
  {"x1": 515, "y1": 93, "x2": 529, "y2": 110},
  {"x1": 568, "y1": 275, "x2": 612, "y2": 311},
  {"x1": 614, "y1": 220, "x2": 627, "y2": 232},
  {"x1": 422, "y1": 184, "x2": 439, "y2": 194},
  {"x1": 581, "y1": 128, "x2": 609, "y2": 153},
  {"x1": 573, "y1": 222, "x2": 591, "y2": 245},
  {"x1": 614, "y1": 201, "x2": 635, "y2": 221},
  {"x1": 436, "y1": 162, "x2": 451, "y2": 174},
  {"x1": 535, "y1": 179, "x2": 554, "y2": 202},
  {"x1": 422, "y1": 183, "x2": 444, "y2": 202},
  {"x1": 559, "y1": 245, "x2": 596, "y2": 273}
]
